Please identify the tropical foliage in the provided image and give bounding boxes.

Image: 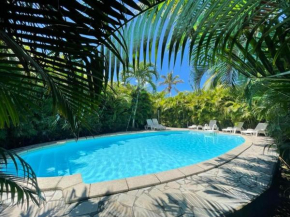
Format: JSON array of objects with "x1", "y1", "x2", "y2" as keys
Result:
[
  {"x1": 151, "y1": 86, "x2": 258, "y2": 129},
  {"x1": 121, "y1": 62, "x2": 158, "y2": 128},
  {"x1": 0, "y1": 148, "x2": 44, "y2": 207},
  {"x1": 0, "y1": 84, "x2": 154, "y2": 148},
  {"x1": 0, "y1": 0, "x2": 166, "y2": 133},
  {"x1": 247, "y1": 80, "x2": 290, "y2": 163}
]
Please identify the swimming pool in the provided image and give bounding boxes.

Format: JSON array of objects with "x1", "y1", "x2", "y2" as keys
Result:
[{"x1": 18, "y1": 131, "x2": 244, "y2": 183}]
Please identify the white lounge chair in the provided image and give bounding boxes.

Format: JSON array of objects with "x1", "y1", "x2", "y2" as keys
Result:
[
  {"x1": 145, "y1": 119, "x2": 158, "y2": 130},
  {"x1": 188, "y1": 124, "x2": 197, "y2": 129},
  {"x1": 197, "y1": 125, "x2": 203, "y2": 130},
  {"x1": 152, "y1": 119, "x2": 166, "y2": 130},
  {"x1": 203, "y1": 120, "x2": 218, "y2": 131},
  {"x1": 241, "y1": 123, "x2": 268, "y2": 136},
  {"x1": 222, "y1": 122, "x2": 244, "y2": 134}
]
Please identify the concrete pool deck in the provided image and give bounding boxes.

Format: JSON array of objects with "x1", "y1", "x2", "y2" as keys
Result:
[{"x1": 1, "y1": 128, "x2": 278, "y2": 216}]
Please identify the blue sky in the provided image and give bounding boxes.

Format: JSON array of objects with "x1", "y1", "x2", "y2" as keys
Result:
[{"x1": 124, "y1": 18, "x2": 208, "y2": 96}]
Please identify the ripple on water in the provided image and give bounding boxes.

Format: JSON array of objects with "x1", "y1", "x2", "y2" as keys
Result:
[{"x1": 17, "y1": 131, "x2": 245, "y2": 183}]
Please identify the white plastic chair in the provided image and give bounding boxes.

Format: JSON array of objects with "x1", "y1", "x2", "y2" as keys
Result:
[
  {"x1": 188, "y1": 124, "x2": 197, "y2": 129},
  {"x1": 203, "y1": 120, "x2": 218, "y2": 131},
  {"x1": 145, "y1": 119, "x2": 159, "y2": 130},
  {"x1": 241, "y1": 123, "x2": 268, "y2": 136},
  {"x1": 152, "y1": 119, "x2": 166, "y2": 130},
  {"x1": 222, "y1": 122, "x2": 244, "y2": 134}
]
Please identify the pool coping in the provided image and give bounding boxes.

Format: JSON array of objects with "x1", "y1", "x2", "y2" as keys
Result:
[{"x1": 12, "y1": 129, "x2": 253, "y2": 204}]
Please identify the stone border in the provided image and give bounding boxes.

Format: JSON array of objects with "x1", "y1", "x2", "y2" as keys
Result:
[{"x1": 13, "y1": 129, "x2": 253, "y2": 203}]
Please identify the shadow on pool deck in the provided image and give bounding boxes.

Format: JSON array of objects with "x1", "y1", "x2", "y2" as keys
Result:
[{"x1": 0, "y1": 138, "x2": 277, "y2": 217}]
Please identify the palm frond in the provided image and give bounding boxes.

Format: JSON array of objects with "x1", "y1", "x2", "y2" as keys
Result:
[
  {"x1": 111, "y1": 0, "x2": 289, "y2": 84},
  {"x1": 0, "y1": 147, "x2": 44, "y2": 207},
  {"x1": 1, "y1": 0, "x2": 165, "y2": 134}
]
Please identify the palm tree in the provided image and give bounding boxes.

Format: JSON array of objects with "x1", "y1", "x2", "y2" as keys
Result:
[
  {"x1": 121, "y1": 62, "x2": 158, "y2": 128},
  {"x1": 159, "y1": 71, "x2": 184, "y2": 96}
]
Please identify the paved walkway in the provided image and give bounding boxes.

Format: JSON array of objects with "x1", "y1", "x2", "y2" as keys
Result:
[{"x1": 1, "y1": 136, "x2": 277, "y2": 217}]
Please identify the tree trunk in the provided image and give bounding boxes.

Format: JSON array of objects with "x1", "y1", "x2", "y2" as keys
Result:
[
  {"x1": 132, "y1": 88, "x2": 140, "y2": 128},
  {"x1": 157, "y1": 109, "x2": 160, "y2": 121}
]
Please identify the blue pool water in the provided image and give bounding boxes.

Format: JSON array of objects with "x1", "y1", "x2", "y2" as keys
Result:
[{"x1": 18, "y1": 131, "x2": 244, "y2": 183}]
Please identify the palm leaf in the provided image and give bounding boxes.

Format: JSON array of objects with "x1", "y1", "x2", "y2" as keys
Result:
[
  {"x1": 0, "y1": 147, "x2": 44, "y2": 207},
  {"x1": 111, "y1": 0, "x2": 289, "y2": 85},
  {"x1": 1, "y1": 0, "x2": 165, "y2": 134}
]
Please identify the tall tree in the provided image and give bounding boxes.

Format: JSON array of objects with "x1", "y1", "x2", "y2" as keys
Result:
[
  {"x1": 159, "y1": 71, "x2": 184, "y2": 96},
  {"x1": 121, "y1": 62, "x2": 158, "y2": 128}
]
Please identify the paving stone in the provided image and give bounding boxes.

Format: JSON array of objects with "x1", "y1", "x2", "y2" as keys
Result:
[
  {"x1": 43, "y1": 190, "x2": 56, "y2": 197},
  {"x1": 184, "y1": 179, "x2": 192, "y2": 184},
  {"x1": 63, "y1": 183, "x2": 90, "y2": 203},
  {"x1": 133, "y1": 206, "x2": 165, "y2": 217},
  {"x1": 194, "y1": 207, "x2": 225, "y2": 217},
  {"x1": 182, "y1": 192, "x2": 217, "y2": 211},
  {"x1": 66, "y1": 215, "x2": 90, "y2": 217},
  {"x1": 194, "y1": 190, "x2": 247, "y2": 213},
  {"x1": 179, "y1": 165, "x2": 205, "y2": 176},
  {"x1": 127, "y1": 174, "x2": 160, "y2": 190},
  {"x1": 149, "y1": 188, "x2": 171, "y2": 205},
  {"x1": 240, "y1": 176, "x2": 257, "y2": 188},
  {"x1": 126, "y1": 189, "x2": 139, "y2": 196},
  {"x1": 182, "y1": 183, "x2": 206, "y2": 192},
  {"x1": 96, "y1": 194, "x2": 120, "y2": 203},
  {"x1": 155, "y1": 183, "x2": 167, "y2": 191},
  {"x1": 199, "y1": 169, "x2": 218, "y2": 177},
  {"x1": 155, "y1": 170, "x2": 185, "y2": 183},
  {"x1": 0, "y1": 205, "x2": 8, "y2": 214},
  {"x1": 180, "y1": 214, "x2": 194, "y2": 217},
  {"x1": 163, "y1": 203, "x2": 184, "y2": 217},
  {"x1": 163, "y1": 188, "x2": 186, "y2": 206},
  {"x1": 257, "y1": 176, "x2": 271, "y2": 187},
  {"x1": 117, "y1": 194, "x2": 136, "y2": 207},
  {"x1": 176, "y1": 179, "x2": 186, "y2": 185},
  {"x1": 0, "y1": 204, "x2": 39, "y2": 217},
  {"x1": 94, "y1": 201, "x2": 134, "y2": 217},
  {"x1": 51, "y1": 190, "x2": 63, "y2": 201},
  {"x1": 89, "y1": 179, "x2": 128, "y2": 197},
  {"x1": 69, "y1": 201, "x2": 99, "y2": 216},
  {"x1": 152, "y1": 189, "x2": 188, "y2": 216},
  {"x1": 166, "y1": 181, "x2": 180, "y2": 189},
  {"x1": 57, "y1": 174, "x2": 83, "y2": 189},
  {"x1": 38, "y1": 176, "x2": 62, "y2": 190},
  {"x1": 36, "y1": 200, "x2": 65, "y2": 217},
  {"x1": 134, "y1": 193, "x2": 162, "y2": 212},
  {"x1": 227, "y1": 188, "x2": 254, "y2": 201},
  {"x1": 206, "y1": 183, "x2": 233, "y2": 193},
  {"x1": 62, "y1": 202, "x2": 79, "y2": 215}
]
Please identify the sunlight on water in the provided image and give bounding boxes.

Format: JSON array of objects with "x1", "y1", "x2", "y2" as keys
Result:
[{"x1": 18, "y1": 131, "x2": 244, "y2": 183}]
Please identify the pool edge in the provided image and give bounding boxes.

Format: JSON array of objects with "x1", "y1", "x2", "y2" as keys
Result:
[{"x1": 12, "y1": 129, "x2": 253, "y2": 204}]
